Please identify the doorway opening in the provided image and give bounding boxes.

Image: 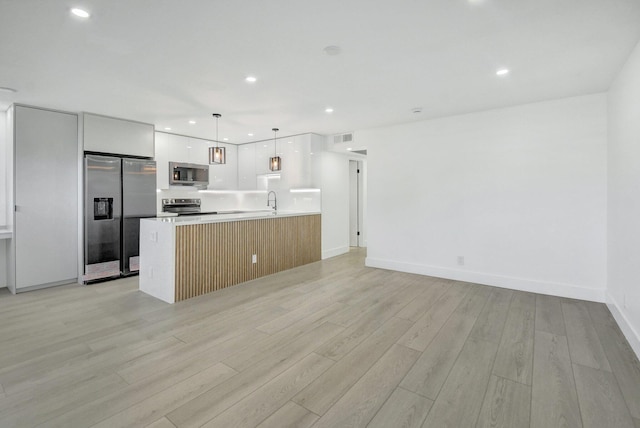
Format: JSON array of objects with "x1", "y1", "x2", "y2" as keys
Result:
[{"x1": 349, "y1": 160, "x2": 364, "y2": 247}]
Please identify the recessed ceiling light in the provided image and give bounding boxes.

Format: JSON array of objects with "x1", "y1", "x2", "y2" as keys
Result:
[
  {"x1": 223, "y1": 137, "x2": 228, "y2": 141},
  {"x1": 188, "y1": 120, "x2": 196, "y2": 124},
  {"x1": 412, "y1": 107, "x2": 423, "y2": 114},
  {"x1": 0, "y1": 86, "x2": 17, "y2": 93},
  {"x1": 71, "y1": 8, "x2": 90, "y2": 18},
  {"x1": 288, "y1": 141, "x2": 293, "y2": 144},
  {"x1": 323, "y1": 45, "x2": 342, "y2": 56},
  {"x1": 245, "y1": 76, "x2": 257, "y2": 83},
  {"x1": 325, "y1": 108, "x2": 334, "y2": 113},
  {"x1": 164, "y1": 127, "x2": 172, "y2": 131},
  {"x1": 248, "y1": 133, "x2": 254, "y2": 136},
  {"x1": 496, "y1": 68, "x2": 510, "y2": 76},
  {"x1": 346, "y1": 148, "x2": 353, "y2": 151}
]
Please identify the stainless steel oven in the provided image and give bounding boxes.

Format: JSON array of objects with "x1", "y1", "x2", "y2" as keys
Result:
[{"x1": 162, "y1": 198, "x2": 201, "y2": 215}]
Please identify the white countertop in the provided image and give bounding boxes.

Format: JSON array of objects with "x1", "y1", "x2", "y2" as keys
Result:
[{"x1": 146, "y1": 210, "x2": 320, "y2": 225}]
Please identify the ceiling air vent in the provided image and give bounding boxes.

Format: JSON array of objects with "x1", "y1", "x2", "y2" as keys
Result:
[{"x1": 333, "y1": 133, "x2": 354, "y2": 144}]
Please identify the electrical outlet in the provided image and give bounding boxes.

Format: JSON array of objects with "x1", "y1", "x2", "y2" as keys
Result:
[
  {"x1": 150, "y1": 231, "x2": 157, "y2": 242},
  {"x1": 252, "y1": 254, "x2": 257, "y2": 264},
  {"x1": 457, "y1": 256, "x2": 465, "y2": 266}
]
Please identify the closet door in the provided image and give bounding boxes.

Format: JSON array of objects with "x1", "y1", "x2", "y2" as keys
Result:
[{"x1": 14, "y1": 106, "x2": 78, "y2": 289}]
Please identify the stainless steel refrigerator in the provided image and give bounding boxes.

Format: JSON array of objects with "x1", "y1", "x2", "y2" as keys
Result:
[{"x1": 84, "y1": 154, "x2": 156, "y2": 283}]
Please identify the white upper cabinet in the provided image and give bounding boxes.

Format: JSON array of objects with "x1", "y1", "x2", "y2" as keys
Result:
[
  {"x1": 208, "y1": 143, "x2": 237, "y2": 190},
  {"x1": 164, "y1": 135, "x2": 211, "y2": 165},
  {"x1": 187, "y1": 137, "x2": 209, "y2": 164},
  {"x1": 156, "y1": 132, "x2": 319, "y2": 191},
  {"x1": 238, "y1": 144, "x2": 256, "y2": 190},
  {"x1": 287, "y1": 134, "x2": 312, "y2": 188},
  {"x1": 166, "y1": 134, "x2": 190, "y2": 163},
  {"x1": 236, "y1": 133, "x2": 320, "y2": 191},
  {"x1": 279, "y1": 134, "x2": 318, "y2": 189},
  {"x1": 83, "y1": 113, "x2": 154, "y2": 157},
  {"x1": 309, "y1": 134, "x2": 323, "y2": 188},
  {"x1": 255, "y1": 140, "x2": 274, "y2": 176},
  {"x1": 155, "y1": 132, "x2": 237, "y2": 190},
  {"x1": 155, "y1": 132, "x2": 169, "y2": 189}
]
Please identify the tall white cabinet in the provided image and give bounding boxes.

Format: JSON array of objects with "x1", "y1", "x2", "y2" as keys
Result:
[{"x1": 9, "y1": 105, "x2": 79, "y2": 292}]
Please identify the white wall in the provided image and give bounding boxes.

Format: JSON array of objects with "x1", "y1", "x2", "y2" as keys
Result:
[
  {"x1": 361, "y1": 94, "x2": 608, "y2": 302},
  {"x1": 0, "y1": 111, "x2": 6, "y2": 226},
  {"x1": 5, "y1": 107, "x2": 14, "y2": 293},
  {"x1": 321, "y1": 151, "x2": 351, "y2": 259},
  {"x1": 607, "y1": 39, "x2": 640, "y2": 357},
  {"x1": 0, "y1": 110, "x2": 7, "y2": 288}
]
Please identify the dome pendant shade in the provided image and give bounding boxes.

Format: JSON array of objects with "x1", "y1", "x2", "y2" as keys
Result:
[
  {"x1": 210, "y1": 113, "x2": 226, "y2": 165},
  {"x1": 269, "y1": 127, "x2": 282, "y2": 171}
]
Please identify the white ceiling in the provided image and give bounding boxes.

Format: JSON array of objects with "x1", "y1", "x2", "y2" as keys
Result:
[{"x1": 1, "y1": 0, "x2": 639, "y2": 144}]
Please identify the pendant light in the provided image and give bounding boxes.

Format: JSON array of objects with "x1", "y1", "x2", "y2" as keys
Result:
[
  {"x1": 269, "y1": 127, "x2": 281, "y2": 171},
  {"x1": 209, "y1": 113, "x2": 226, "y2": 164}
]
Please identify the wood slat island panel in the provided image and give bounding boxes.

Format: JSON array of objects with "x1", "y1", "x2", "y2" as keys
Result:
[{"x1": 174, "y1": 214, "x2": 321, "y2": 301}]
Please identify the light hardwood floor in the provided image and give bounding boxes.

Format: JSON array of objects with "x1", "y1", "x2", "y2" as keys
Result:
[{"x1": 0, "y1": 249, "x2": 639, "y2": 427}]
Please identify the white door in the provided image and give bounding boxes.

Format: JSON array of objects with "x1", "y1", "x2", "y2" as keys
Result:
[
  {"x1": 349, "y1": 160, "x2": 359, "y2": 247},
  {"x1": 14, "y1": 106, "x2": 78, "y2": 289}
]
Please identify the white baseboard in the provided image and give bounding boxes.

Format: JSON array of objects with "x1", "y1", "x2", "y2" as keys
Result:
[
  {"x1": 606, "y1": 292, "x2": 640, "y2": 360},
  {"x1": 15, "y1": 278, "x2": 78, "y2": 293},
  {"x1": 323, "y1": 246, "x2": 350, "y2": 260},
  {"x1": 365, "y1": 257, "x2": 607, "y2": 303}
]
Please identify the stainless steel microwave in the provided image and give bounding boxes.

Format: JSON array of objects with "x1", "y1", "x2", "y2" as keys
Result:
[{"x1": 169, "y1": 161, "x2": 209, "y2": 186}]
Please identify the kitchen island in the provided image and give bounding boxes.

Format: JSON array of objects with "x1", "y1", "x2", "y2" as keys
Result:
[{"x1": 139, "y1": 211, "x2": 321, "y2": 303}]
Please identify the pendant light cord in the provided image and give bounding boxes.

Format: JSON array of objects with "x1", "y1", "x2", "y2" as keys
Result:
[
  {"x1": 213, "y1": 113, "x2": 221, "y2": 148},
  {"x1": 272, "y1": 127, "x2": 279, "y2": 155}
]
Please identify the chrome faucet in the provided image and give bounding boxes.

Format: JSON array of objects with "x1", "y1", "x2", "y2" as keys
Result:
[{"x1": 267, "y1": 191, "x2": 277, "y2": 212}]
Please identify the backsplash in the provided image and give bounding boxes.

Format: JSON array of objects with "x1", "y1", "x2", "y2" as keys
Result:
[{"x1": 157, "y1": 188, "x2": 321, "y2": 214}]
